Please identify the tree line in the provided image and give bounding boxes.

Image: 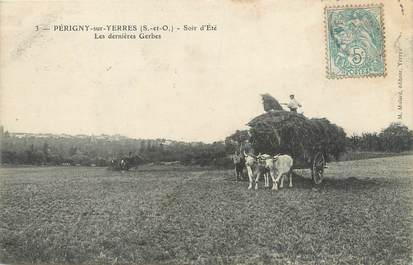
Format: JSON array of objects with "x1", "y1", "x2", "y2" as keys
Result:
[
  {"x1": 0, "y1": 122, "x2": 412, "y2": 167},
  {"x1": 0, "y1": 131, "x2": 231, "y2": 168},
  {"x1": 346, "y1": 123, "x2": 413, "y2": 153}
]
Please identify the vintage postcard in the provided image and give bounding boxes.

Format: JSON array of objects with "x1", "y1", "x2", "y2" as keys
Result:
[{"x1": 0, "y1": 1, "x2": 412, "y2": 265}]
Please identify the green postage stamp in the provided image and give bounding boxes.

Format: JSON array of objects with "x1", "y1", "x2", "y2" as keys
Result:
[{"x1": 325, "y1": 4, "x2": 385, "y2": 78}]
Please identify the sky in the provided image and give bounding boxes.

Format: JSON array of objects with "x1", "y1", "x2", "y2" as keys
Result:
[{"x1": 1, "y1": 0, "x2": 412, "y2": 143}]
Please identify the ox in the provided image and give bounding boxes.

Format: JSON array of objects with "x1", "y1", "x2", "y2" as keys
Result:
[
  {"x1": 244, "y1": 153, "x2": 269, "y2": 190},
  {"x1": 245, "y1": 153, "x2": 293, "y2": 190},
  {"x1": 270, "y1": 154, "x2": 294, "y2": 190}
]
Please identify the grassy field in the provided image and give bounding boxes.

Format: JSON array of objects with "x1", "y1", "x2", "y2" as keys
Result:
[
  {"x1": 338, "y1": 150, "x2": 413, "y2": 162},
  {"x1": 0, "y1": 155, "x2": 412, "y2": 265}
]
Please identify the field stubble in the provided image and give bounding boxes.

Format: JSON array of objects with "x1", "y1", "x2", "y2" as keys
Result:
[{"x1": 0, "y1": 155, "x2": 412, "y2": 265}]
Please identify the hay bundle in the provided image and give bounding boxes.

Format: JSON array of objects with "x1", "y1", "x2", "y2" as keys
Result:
[
  {"x1": 247, "y1": 110, "x2": 346, "y2": 162},
  {"x1": 261, "y1": 94, "x2": 283, "y2": 112}
]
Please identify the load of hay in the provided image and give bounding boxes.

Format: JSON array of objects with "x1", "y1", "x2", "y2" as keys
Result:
[
  {"x1": 261, "y1": 93, "x2": 283, "y2": 111},
  {"x1": 247, "y1": 95, "x2": 346, "y2": 163}
]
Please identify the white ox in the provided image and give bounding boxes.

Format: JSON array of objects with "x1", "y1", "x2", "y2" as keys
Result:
[
  {"x1": 271, "y1": 154, "x2": 294, "y2": 190},
  {"x1": 244, "y1": 154, "x2": 262, "y2": 190},
  {"x1": 245, "y1": 153, "x2": 293, "y2": 190}
]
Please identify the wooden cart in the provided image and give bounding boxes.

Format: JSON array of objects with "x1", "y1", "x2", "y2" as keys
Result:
[{"x1": 291, "y1": 151, "x2": 326, "y2": 185}]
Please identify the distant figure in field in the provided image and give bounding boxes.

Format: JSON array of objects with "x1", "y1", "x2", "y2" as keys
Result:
[
  {"x1": 282, "y1": 94, "x2": 302, "y2": 113},
  {"x1": 233, "y1": 151, "x2": 245, "y2": 181},
  {"x1": 241, "y1": 139, "x2": 255, "y2": 157}
]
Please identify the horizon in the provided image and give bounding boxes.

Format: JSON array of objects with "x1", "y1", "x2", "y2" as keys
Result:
[{"x1": 1, "y1": 118, "x2": 410, "y2": 144}]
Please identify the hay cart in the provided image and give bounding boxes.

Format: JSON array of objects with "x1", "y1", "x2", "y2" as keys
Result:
[
  {"x1": 246, "y1": 109, "x2": 346, "y2": 185},
  {"x1": 289, "y1": 150, "x2": 326, "y2": 185}
]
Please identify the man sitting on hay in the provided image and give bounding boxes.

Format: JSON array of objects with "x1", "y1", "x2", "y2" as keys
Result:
[{"x1": 282, "y1": 94, "x2": 302, "y2": 113}]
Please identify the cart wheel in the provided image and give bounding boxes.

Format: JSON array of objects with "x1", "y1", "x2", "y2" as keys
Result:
[{"x1": 311, "y1": 152, "x2": 325, "y2": 185}]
